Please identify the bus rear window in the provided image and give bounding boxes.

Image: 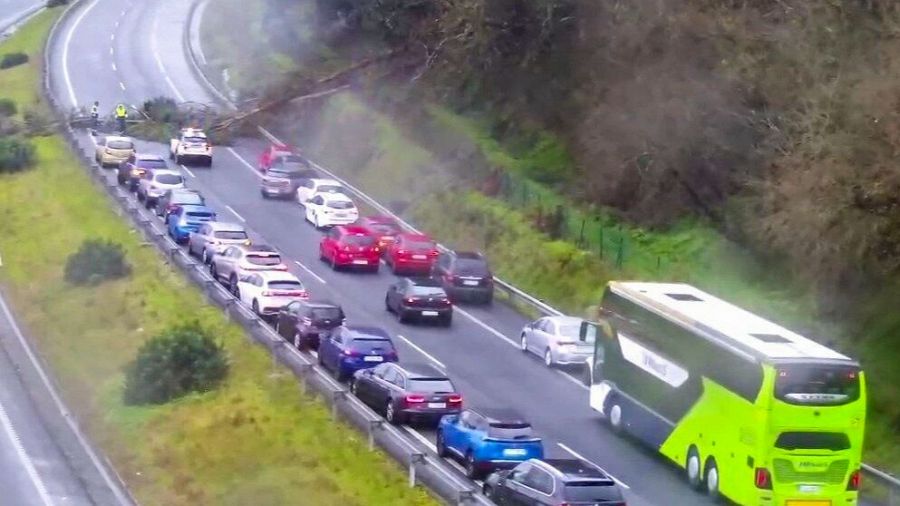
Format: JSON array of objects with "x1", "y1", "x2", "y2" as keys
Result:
[
  {"x1": 775, "y1": 364, "x2": 861, "y2": 405},
  {"x1": 775, "y1": 431, "x2": 850, "y2": 451}
]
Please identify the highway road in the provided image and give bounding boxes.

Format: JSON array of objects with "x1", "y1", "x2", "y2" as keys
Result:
[
  {"x1": 46, "y1": 0, "x2": 725, "y2": 505},
  {"x1": 0, "y1": 0, "x2": 42, "y2": 35}
]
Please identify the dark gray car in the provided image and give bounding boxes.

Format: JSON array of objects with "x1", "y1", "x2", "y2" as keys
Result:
[{"x1": 484, "y1": 459, "x2": 626, "y2": 506}]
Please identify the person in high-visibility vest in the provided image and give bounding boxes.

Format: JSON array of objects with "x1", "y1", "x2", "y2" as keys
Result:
[
  {"x1": 90, "y1": 101, "x2": 99, "y2": 128},
  {"x1": 115, "y1": 103, "x2": 127, "y2": 132}
]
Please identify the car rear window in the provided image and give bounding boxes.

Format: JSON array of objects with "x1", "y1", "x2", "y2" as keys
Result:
[
  {"x1": 184, "y1": 136, "x2": 207, "y2": 144},
  {"x1": 775, "y1": 431, "x2": 850, "y2": 451},
  {"x1": 186, "y1": 211, "x2": 213, "y2": 219},
  {"x1": 327, "y1": 201, "x2": 355, "y2": 210},
  {"x1": 454, "y1": 258, "x2": 489, "y2": 276},
  {"x1": 156, "y1": 174, "x2": 184, "y2": 185},
  {"x1": 108, "y1": 140, "x2": 133, "y2": 150},
  {"x1": 487, "y1": 422, "x2": 534, "y2": 440},
  {"x1": 311, "y1": 307, "x2": 342, "y2": 320},
  {"x1": 563, "y1": 481, "x2": 619, "y2": 502},
  {"x1": 174, "y1": 193, "x2": 204, "y2": 205},
  {"x1": 137, "y1": 159, "x2": 167, "y2": 169},
  {"x1": 408, "y1": 378, "x2": 455, "y2": 393},
  {"x1": 279, "y1": 155, "x2": 304, "y2": 164},
  {"x1": 368, "y1": 223, "x2": 400, "y2": 235},
  {"x1": 342, "y1": 235, "x2": 375, "y2": 246},
  {"x1": 213, "y1": 230, "x2": 247, "y2": 240},
  {"x1": 407, "y1": 240, "x2": 435, "y2": 251},
  {"x1": 317, "y1": 184, "x2": 344, "y2": 194},
  {"x1": 246, "y1": 254, "x2": 282, "y2": 266},
  {"x1": 350, "y1": 338, "x2": 394, "y2": 353},
  {"x1": 268, "y1": 280, "x2": 304, "y2": 291},
  {"x1": 269, "y1": 168, "x2": 306, "y2": 179},
  {"x1": 410, "y1": 285, "x2": 445, "y2": 296}
]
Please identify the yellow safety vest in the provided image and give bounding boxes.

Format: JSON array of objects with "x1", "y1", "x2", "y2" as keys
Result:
[{"x1": 115, "y1": 106, "x2": 127, "y2": 118}]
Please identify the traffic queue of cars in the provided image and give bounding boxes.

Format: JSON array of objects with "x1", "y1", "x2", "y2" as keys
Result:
[{"x1": 105, "y1": 135, "x2": 621, "y2": 505}]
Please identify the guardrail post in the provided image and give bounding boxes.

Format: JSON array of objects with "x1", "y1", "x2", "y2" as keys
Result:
[
  {"x1": 457, "y1": 489, "x2": 475, "y2": 506},
  {"x1": 270, "y1": 339, "x2": 285, "y2": 377},
  {"x1": 367, "y1": 419, "x2": 383, "y2": 451},
  {"x1": 296, "y1": 363, "x2": 313, "y2": 395},
  {"x1": 331, "y1": 390, "x2": 347, "y2": 419},
  {"x1": 408, "y1": 453, "x2": 425, "y2": 488}
]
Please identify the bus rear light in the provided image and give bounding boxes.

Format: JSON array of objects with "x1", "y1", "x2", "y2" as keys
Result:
[
  {"x1": 754, "y1": 468, "x2": 772, "y2": 490},
  {"x1": 847, "y1": 469, "x2": 861, "y2": 491}
]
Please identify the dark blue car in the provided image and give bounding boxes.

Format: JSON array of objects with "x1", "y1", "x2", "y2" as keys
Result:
[
  {"x1": 168, "y1": 204, "x2": 216, "y2": 244},
  {"x1": 317, "y1": 325, "x2": 398, "y2": 381},
  {"x1": 437, "y1": 408, "x2": 544, "y2": 479}
]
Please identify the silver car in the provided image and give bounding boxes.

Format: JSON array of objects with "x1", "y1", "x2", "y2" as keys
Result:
[
  {"x1": 209, "y1": 244, "x2": 289, "y2": 294},
  {"x1": 137, "y1": 169, "x2": 185, "y2": 208},
  {"x1": 519, "y1": 316, "x2": 595, "y2": 367},
  {"x1": 188, "y1": 222, "x2": 251, "y2": 264}
]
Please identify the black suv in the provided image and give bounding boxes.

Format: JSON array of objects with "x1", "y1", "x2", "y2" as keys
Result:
[
  {"x1": 484, "y1": 458, "x2": 625, "y2": 505},
  {"x1": 274, "y1": 299, "x2": 345, "y2": 350},
  {"x1": 432, "y1": 251, "x2": 494, "y2": 304}
]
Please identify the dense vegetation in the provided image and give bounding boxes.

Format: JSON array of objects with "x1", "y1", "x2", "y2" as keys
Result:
[{"x1": 64, "y1": 239, "x2": 132, "y2": 285}]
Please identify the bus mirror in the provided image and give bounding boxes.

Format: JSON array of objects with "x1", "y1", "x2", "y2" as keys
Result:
[{"x1": 580, "y1": 321, "x2": 598, "y2": 343}]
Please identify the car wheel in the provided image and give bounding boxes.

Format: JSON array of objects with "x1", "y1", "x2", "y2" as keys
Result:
[
  {"x1": 349, "y1": 378, "x2": 359, "y2": 397},
  {"x1": 144, "y1": 199, "x2": 153, "y2": 209},
  {"x1": 608, "y1": 401, "x2": 624, "y2": 434},
  {"x1": 252, "y1": 299, "x2": 260, "y2": 315},
  {"x1": 293, "y1": 332, "x2": 304, "y2": 350},
  {"x1": 483, "y1": 292, "x2": 493, "y2": 305},
  {"x1": 435, "y1": 431, "x2": 448, "y2": 458},
  {"x1": 317, "y1": 350, "x2": 325, "y2": 366},
  {"x1": 686, "y1": 447, "x2": 702, "y2": 490},
  {"x1": 137, "y1": 191, "x2": 144, "y2": 202},
  {"x1": 465, "y1": 452, "x2": 481, "y2": 479},
  {"x1": 260, "y1": 189, "x2": 269, "y2": 199},
  {"x1": 175, "y1": 155, "x2": 182, "y2": 165},
  {"x1": 544, "y1": 348, "x2": 554, "y2": 368},
  {"x1": 705, "y1": 459, "x2": 720, "y2": 501},
  {"x1": 384, "y1": 297, "x2": 393, "y2": 313},
  {"x1": 397, "y1": 309, "x2": 408, "y2": 324},
  {"x1": 520, "y1": 333, "x2": 528, "y2": 352},
  {"x1": 385, "y1": 401, "x2": 399, "y2": 425}
]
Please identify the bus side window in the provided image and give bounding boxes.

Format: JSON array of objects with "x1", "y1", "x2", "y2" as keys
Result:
[{"x1": 580, "y1": 321, "x2": 597, "y2": 343}]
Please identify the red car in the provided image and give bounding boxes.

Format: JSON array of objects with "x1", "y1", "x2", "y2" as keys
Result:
[
  {"x1": 357, "y1": 215, "x2": 403, "y2": 253},
  {"x1": 258, "y1": 143, "x2": 300, "y2": 172},
  {"x1": 319, "y1": 225, "x2": 381, "y2": 272},
  {"x1": 385, "y1": 233, "x2": 439, "y2": 275}
]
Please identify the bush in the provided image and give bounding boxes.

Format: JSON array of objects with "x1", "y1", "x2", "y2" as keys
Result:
[
  {"x1": 123, "y1": 323, "x2": 229, "y2": 405},
  {"x1": 0, "y1": 137, "x2": 34, "y2": 172},
  {"x1": 46, "y1": 0, "x2": 70, "y2": 6},
  {"x1": 63, "y1": 239, "x2": 131, "y2": 285},
  {"x1": 24, "y1": 108, "x2": 54, "y2": 136},
  {"x1": 0, "y1": 52, "x2": 28, "y2": 69},
  {"x1": 0, "y1": 99, "x2": 16, "y2": 117},
  {"x1": 142, "y1": 96, "x2": 182, "y2": 123}
]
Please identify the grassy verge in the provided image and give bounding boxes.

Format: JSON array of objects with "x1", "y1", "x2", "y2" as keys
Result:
[{"x1": 0, "y1": 11, "x2": 435, "y2": 506}]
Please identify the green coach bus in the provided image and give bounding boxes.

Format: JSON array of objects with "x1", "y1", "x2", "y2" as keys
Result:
[{"x1": 583, "y1": 281, "x2": 866, "y2": 506}]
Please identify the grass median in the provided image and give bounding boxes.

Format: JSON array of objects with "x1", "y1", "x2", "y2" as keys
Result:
[{"x1": 0, "y1": 9, "x2": 435, "y2": 506}]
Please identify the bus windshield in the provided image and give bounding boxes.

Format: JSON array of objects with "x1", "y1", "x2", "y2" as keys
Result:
[{"x1": 775, "y1": 364, "x2": 861, "y2": 405}]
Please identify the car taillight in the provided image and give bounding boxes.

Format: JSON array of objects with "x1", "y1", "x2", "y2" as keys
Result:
[
  {"x1": 441, "y1": 299, "x2": 452, "y2": 305},
  {"x1": 274, "y1": 265, "x2": 288, "y2": 271},
  {"x1": 754, "y1": 468, "x2": 772, "y2": 490},
  {"x1": 342, "y1": 349, "x2": 360, "y2": 357},
  {"x1": 405, "y1": 297, "x2": 418, "y2": 303},
  {"x1": 444, "y1": 274, "x2": 457, "y2": 283},
  {"x1": 847, "y1": 469, "x2": 861, "y2": 491},
  {"x1": 385, "y1": 351, "x2": 398, "y2": 360},
  {"x1": 448, "y1": 395, "x2": 462, "y2": 405},
  {"x1": 405, "y1": 395, "x2": 426, "y2": 405}
]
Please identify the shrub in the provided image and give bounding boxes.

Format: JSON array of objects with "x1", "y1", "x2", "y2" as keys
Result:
[
  {"x1": 63, "y1": 239, "x2": 131, "y2": 285},
  {"x1": 46, "y1": 0, "x2": 70, "y2": 6},
  {"x1": 0, "y1": 52, "x2": 28, "y2": 69},
  {"x1": 142, "y1": 96, "x2": 182, "y2": 123},
  {"x1": 0, "y1": 99, "x2": 16, "y2": 117},
  {"x1": 123, "y1": 323, "x2": 229, "y2": 405},
  {"x1": 24, "y1": 108, "x2": 54, "y2": 136},
  {"x1": 0, "y1": 137, "x2": 34, "y2": 172}
]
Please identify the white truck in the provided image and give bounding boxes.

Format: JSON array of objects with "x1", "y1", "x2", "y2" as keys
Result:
[{"x1": 169, "y1": 127, "x2": 213, "y2": 166}]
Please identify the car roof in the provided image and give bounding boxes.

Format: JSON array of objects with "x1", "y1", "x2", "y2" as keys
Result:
[
  {"x1": 406, "y1": 277, "x2": 443, "y2": 288},
  {"x1": 180, "y1": 128, "x2": 206, "y2": 136},
  {"x1": 207, "y1": 221, "x2": 244, "y2": 231},
  {"x1": 151, "y1": 169, "x2": 182, "y2": 176},
  {"x1": 319, "y1": 192, "x2": 353, "y2": 203},
  {"x1": 544, "y1": 315, "x2": 583, "y2": 326},
  {"x1": 397, "y1": 362, "x2": 447, "y2": 379},
  {"x1": 336, "y1": 225, "x2": 371, "y2": 236},
  {"x1": 180, "y1": 204, "x2": 213, "y2": 212},
  {"x1": 538, "y1": 459, "x2": 611, "y2": 481},
  {"x1": 471, "y1": 407, "x2": 529, "y2": 424},
  {"x1": 397, "y1": 232, "x2": 432, "y2": 242},
  {"x1": 344, "y1": 325, "x2": 391, "y2": 340},
  {"x1": 254, "y1": 271, "x2": 301, "y2": 282}
]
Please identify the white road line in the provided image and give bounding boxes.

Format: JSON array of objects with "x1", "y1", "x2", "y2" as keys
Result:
[
  {"x1": 395, "y1": 334, "x2": 445, "y2": 369},
  {"x1": 555, "y1": 369, "x2": 589, "y2": 391},
  {"x1": 227, "y1": 148, "x2": 262, "y2": 178},
  {"x1": 110, "y1": 62, "x2": 116, "y2": 71},
  {"x1": 150, "y1": 13, "x2": 185, "y2": 102},
  {"x1": 224, "y1": 205, "x2": 245, "y2": 222},
  {"x1": 293, "y1": 261, "x2": 326, "y2": 285},
  {"x1": 114, "y1": 20, "x2": 119, "y2": 28},
  {"x1": 179, "y1": 164, "x2": 195, "y2": 178},
  {"x1": 557, "y1": 442, "x2": 630, "y2": 489},
  {"x1": 109, "y1": 33, "x2": 114, "y2": 41},
  {"x1": 62, "y1": 0, "x2": 103, "y2": 106},
  {"x1": 109, "y1": 47, "x2": 112, "y2": 55},
  {"x1": 118, "y1": 81, "x2": 125, "y2": 91},
  {"x1": 454, "y1": 307, "x2": 518, "y2": 349},
  {"x1": 0, "y1": 401, "x2": 53, "y2": 506},
  {"x1": 402, "y1": 425, "x2": 437, "y2": 452}
]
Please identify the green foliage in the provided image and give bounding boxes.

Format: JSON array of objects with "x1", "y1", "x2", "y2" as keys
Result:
[
  {"x1": 46, "y1": 0, "x2": 69, "y2": 6},
  {"x1": 23, "y1": 108, "x2": 53, "y2": 136},
  {"x1": 64, "y1": 239, "x2": 131, "y2": 285},
  {"x1": 0, "y1": 98, "x2": 16, "y2": 117},
  {"x1": 0, "y1": 52, "x2": 28, "y2": 69},
  {"x1": 0, "y1": 136, "x2": 34, "y2": 172},
  {"x1": 142, "y1": 96, "x2": 180, "y2": 123},
  {"x1": 123, "y1": 323, "x2": 229, "y2": 405}
]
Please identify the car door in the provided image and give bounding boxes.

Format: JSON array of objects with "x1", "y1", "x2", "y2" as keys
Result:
[
  {"x1": 277, "y1": 301, "x2": 300, "y2": 339},
  {"x1": 237, "y1": 274, "x2": 259, "y2": 304},
  {"x1": 189, "y1": 224, "x2": 208, "y2": 255},
  {"x1": 496, "y1": 464, "x2": 531, "y2": 506},
  {"x1": 385, "y1": 280, "x2": 400, "y2": 311},
  {"x1": 324, "y1": 329, "x2": 344, "y2": 371},
  {"x1": 534, "y1": 319, "x2": 555, "y2": 352},
  {"x1": 355, "y1": 363, "x2": 383, "y2": 405},
  {"x1": 323, "y1": 228, "x2": 340, "y2": 260},
  {"x1": 433, "y1": 253, "x2": 451, "y2": 279},
  {"x1": 373, "y1": 365, "x2": 401, "y2": 408},
  {"x1": 306, "y1": 195, "x2": 323, "y2": 222}
]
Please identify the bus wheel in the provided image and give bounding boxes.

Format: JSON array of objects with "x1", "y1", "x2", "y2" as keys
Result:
[
  {"x1": 608, "y1": 402, "x2": 623, "y2": 433},
  {"x1": 704, "y1": 458, "x2": 720, "y2": 501},
  {"x1": 686, "y1": 447, "x2": 702, "y2": 490}
]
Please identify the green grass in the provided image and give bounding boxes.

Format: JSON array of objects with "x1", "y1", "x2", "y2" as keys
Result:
[
  {"x1": 0, "y1": 9, "x2": 58, "y2": 121},
  {"x1": 0, "y1": 13, "x2": 436, "y2": 506}
]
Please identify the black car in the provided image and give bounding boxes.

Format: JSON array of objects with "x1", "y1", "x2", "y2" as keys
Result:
[
  {"x1": 260, "y1": 157, "x2": 318, "y2": 199},
  {"x1": 155, "y1": 188, "x2": 205, "y2": 221},
  {"x1": 274, "y1": 299, "x2": 345, "y2": 350},
  {"x1": 432, "y1": 251, "x2": 494, "y2": 304},
  {"x1": 484, "y1": 459, "x2": 626, "y2": 506},
  {"x1": 385, "y1": 277, "x2": 453, "y2": 326},
  {"x1": 117, "y1": 154, "x2": 169, "y2": 191},
  {"x1": 350, "y1": 362, "x2": 462, "y2": 425}
]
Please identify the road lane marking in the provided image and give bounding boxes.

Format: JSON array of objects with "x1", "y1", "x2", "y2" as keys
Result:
[
  {"x1": 110, "y1": 33, "x2": 114, "y2": 41},
  {"x1": 118, "y1": 81, "x2": 125, "y2": 91},
  {"x1": 62, "y1": 0, "x2": 104, "y2": 106},
  {"x1": 114, "y1": 20, "x2": 119, "y2": 28},
  {"x1": 402, "y1": 425, "x2": 437, "y2": 451},
  {"x1": 293, "y1": 261, "x2": 326, "y2": 284},
  {"x1": 179, "y1": 164, "x2": 195, "y2": 178},
  {"x1": 395, "y1": 334, "x2": 445, "y2": 369},
  {"x1": 111, "y1": 62, "x2": 116, "y2": 71},
  {"x1": 557, "y1": 442, "x2": 630, "y2": 489},
  {"x1": 556, "y1": 369, "x2": 589, "y2": 391},
  {"x1": 227, "y1": 147, "x2": 262, "y2": 178},
  {"x1": 0, "y1": 400, "x2": 53, "y2": 506},
  {"x1": 224, "y1": 205, "x2": 245, "y2": 222},
  {"x1": 454, "y1": 306, "x2": 518, "y2": 349},
  {"x1": 150, "y1": 12, "x2": 186, "y2": 102}
]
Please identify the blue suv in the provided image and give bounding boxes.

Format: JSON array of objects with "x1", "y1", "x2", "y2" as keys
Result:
[
  {"x1": 437, "y1": 408, "x2": 544, "y2": 479},
  {"x1": 168, "y1": 204, "x2": 216, "y2": 244},
  {"x1": 317, "y1": 325, "x2": 398, "y2": 381}
]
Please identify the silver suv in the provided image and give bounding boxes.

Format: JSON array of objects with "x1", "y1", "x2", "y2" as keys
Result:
[
  {"x1": 188, "y1": 222, "x2": 250, "y2": 264},
  {"x1": 209, "y1": 244, "x2": 288, "y2": 294}
]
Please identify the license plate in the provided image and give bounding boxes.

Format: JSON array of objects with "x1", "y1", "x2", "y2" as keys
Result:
[
  {"x1": 503, "y1": 448, "x2": 527, "y2": 457},
  {"x1": 427, "y1": 402, "x2": 446, "y2": 409},
  {"x1": 352, "y1": 259, "x2": 368, "y2": 265},
  {"x1": 798, "y1": 485, "x2": 822, "y2": 494},
  {"x1": 363, "y1": 356, "x2": 383, "y2": 362},
  {"x1": 463, "y1": 280, "x2": 479, "y2": 286},
  {"x1": 786, "y1": 501, "x2": 830, "y2": 506},
  {"x1": 335, "y1": 213, "x2": 347, "y2": 217},
  {"x1": 412, "y1": 254, "x2": 427, "y2": 260},
  {"x1": 421, "y1": 310, "x2": 439, "y2": 316}
]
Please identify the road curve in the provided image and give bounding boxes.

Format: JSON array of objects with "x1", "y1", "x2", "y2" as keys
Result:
[{"x1": 46, "y1": 0, "x2": 728, "y2": 505}]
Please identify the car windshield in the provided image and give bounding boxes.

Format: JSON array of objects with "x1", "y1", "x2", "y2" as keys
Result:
[
  {"x1": 327, "y1": 201, "x2": 355, "y2": 210},
  {"x1": 213, "y1": 230, "x2": 247, "y2": 240},
  {"x1": 410, "y1": 285, "x2": 445, "y2": 296},
  {"x1": 184, "y1": 136, "x2": 207, "y2": 144},
  {"x1": 317, "y1": 184, "x2": 343, "y2": 193},
  {"x1": 137, "y1": 159, "x2": 167, "y2": 169},
  {"x1": 268, "y1": 281, "x2": 304, "y2": 291},
  {"x1": 563, "y1": 481, "x2": 619, "y2": 502},
  {"x1": 406, "y1": 240, "x2": 435, "y2": 251},
  {"x1": 455, "y1": 258, "x2": 489, "y2": 276},
  {"x1": 246, "y1": 254, "x2": 282, "y2": 266},
  {"x1": 311, "y1": 307, "x2": 342, "y2": 320},
  {"x1": 349, "y1": 338, "x2": 394, "y2": 353},
  {"x1": 185, "y1": 211, "x2": 213, "y2": 219},
  {"x1": 108, "y1": 140, "x2": 133, "y2": 150},
  {"x1": 408, "y1": 378, "x2": 455, "y2": 393},
  {"x1": 156, "y1": 174, "x2": 184, "y2": 185},
  {"x1": 270, "y1": 168, "x2": 306, "y2": 179},
  {"x1": 173, "y1": 194, "x2": 204, "y2": 205},
  {"x1": 342, "y1": 235, "x2": 375, "y2": 246}
]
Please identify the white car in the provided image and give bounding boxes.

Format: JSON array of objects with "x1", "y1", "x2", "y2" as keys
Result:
[
  {"x1": 295, "y1": 178, "x2": 345, "y2": 206},
  {"x1": 169, "y1": 128, "x2": 212, "y2": 166},
  {"x1": 236, "y1": 271, "x2": 309, "y2": 317},
  {"x1": 137, "y1": 169, "x2": 186, "y2": 208},
  {"x1": 520, "y1": 315, "x2": 595, "y2": 367},
  {"x1": 305, "y1": 192, "x2": 359, "y2": 228}
]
